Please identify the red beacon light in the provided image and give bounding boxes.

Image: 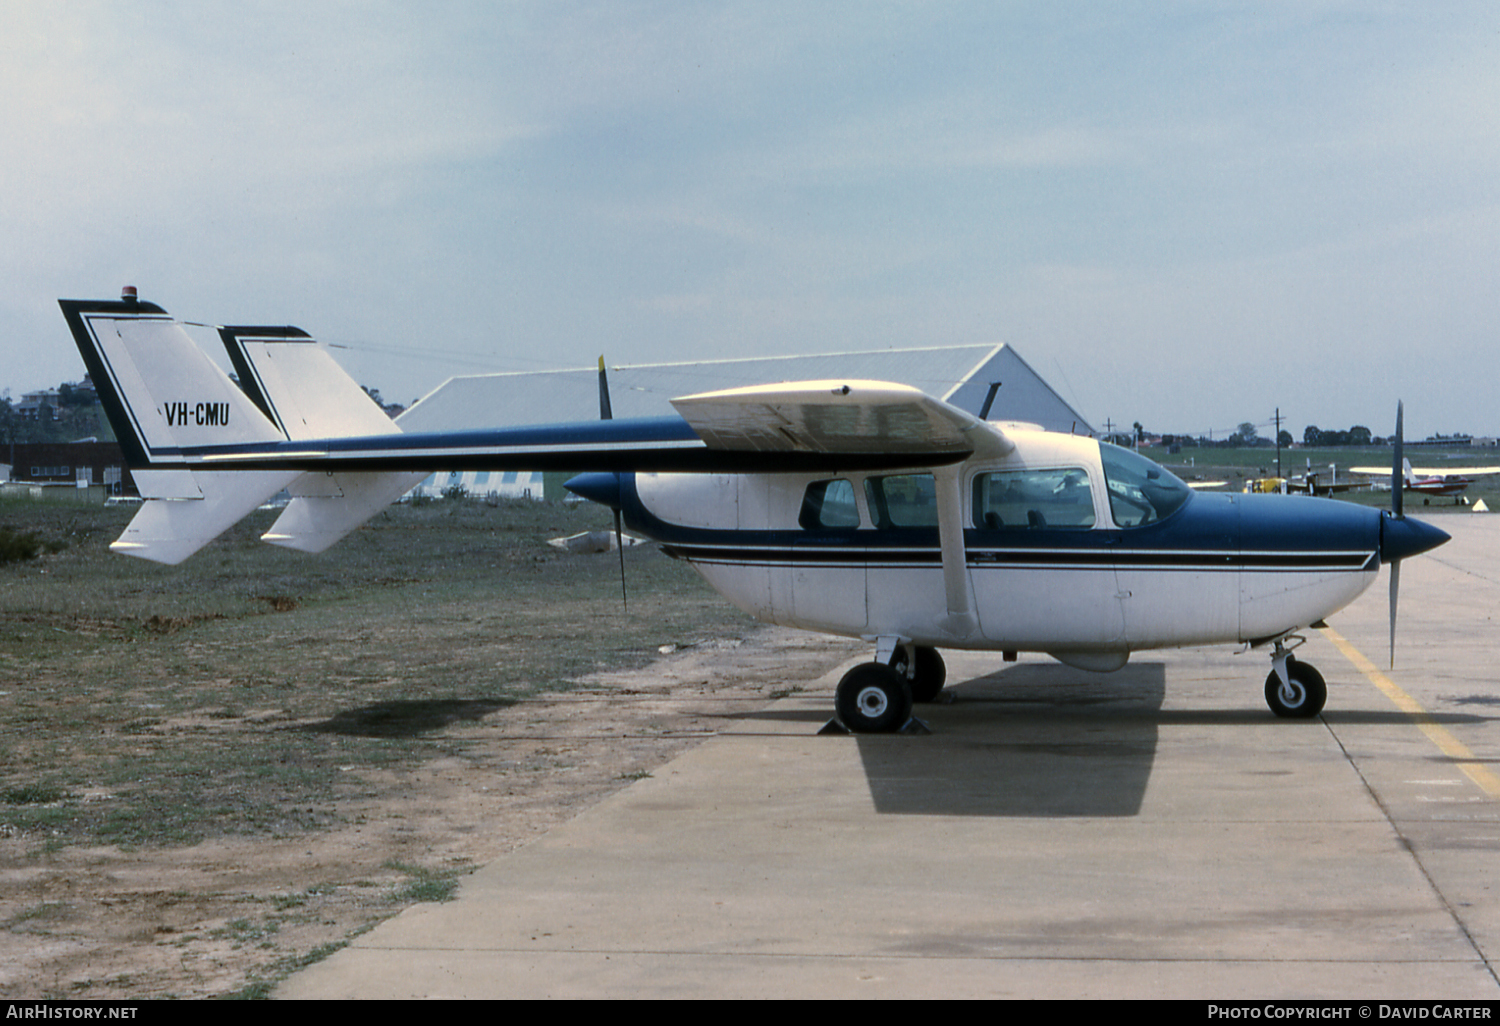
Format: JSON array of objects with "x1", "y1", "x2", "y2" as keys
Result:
[{"x1": 121, "y1": 285, "x2": 138, "y2": 304}]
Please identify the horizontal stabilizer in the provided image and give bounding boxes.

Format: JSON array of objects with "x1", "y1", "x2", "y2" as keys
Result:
[
  {"x1": 261, "y1": 471, "x2": 427, "y2": 553},
  {"x1": 670, "y1": 379, "x2": 1013, "y2": 461},
  {"x1": 111, "y1": 471, "x2": 300, "y2": 565}
]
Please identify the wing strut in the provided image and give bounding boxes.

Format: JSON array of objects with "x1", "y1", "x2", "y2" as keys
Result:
[{"x1": 934, "y1": 465, "x2": 978, "y2": 641}]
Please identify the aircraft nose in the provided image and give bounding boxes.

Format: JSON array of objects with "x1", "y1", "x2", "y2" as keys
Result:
[
  {"x1": 564, "y1": 471, "x2": 623, "y2": 509},
  {"x1": 1379, "y1": 512, "x2": 1450, "y2": 564}
]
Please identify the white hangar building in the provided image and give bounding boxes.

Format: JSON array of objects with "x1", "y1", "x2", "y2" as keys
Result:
[{"x1": 395, "y1": 343, "x2": 1094, "y2": 501}]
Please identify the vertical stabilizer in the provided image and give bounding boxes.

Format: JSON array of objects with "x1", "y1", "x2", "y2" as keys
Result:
[
  {"x1": 59, "y1": 298, "x2": 298, "y2": 563},
  {"x1": 218, "y1": 326, "x2": 423, "y2": 552},
  {"x1": 219, "y1": 326, "x2": 404, "y2": 440}
]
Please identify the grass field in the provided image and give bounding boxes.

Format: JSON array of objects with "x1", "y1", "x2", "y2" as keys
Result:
[{"x1": 0, "y1": 496, "x2": 751, "y2": 851}]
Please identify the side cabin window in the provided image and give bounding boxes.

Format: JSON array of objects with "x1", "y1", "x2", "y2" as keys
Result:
[
  {"x1": 972, "y1": 468, "x2": 1096, "y2": 530},
  {"x1": 799, "y1": 479, "x2": 861, "y2": 530},
  {"x1": 864, "y1": 473, "x2": 938, "y2": 529},
  {"x1": 1098, "y1": 443, "x2": 1191, "y2": 527}
]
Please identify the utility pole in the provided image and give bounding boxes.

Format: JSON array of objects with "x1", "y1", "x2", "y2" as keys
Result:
[{"x1": 1273, "y1": 408, "x2": 1283, "y2": 478}]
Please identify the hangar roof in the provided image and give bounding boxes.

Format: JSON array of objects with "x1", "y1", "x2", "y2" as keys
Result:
[{"x1": 397, "y1": 343, "x2": 1094, "y2": 437}]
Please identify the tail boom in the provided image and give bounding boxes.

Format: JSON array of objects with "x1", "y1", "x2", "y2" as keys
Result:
[{"x1": 60, "y1": 294, "x2": 971, "y2": 563}]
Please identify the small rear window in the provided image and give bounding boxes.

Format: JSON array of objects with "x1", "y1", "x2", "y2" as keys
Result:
[{"x1": 799, "y1": 479, "x2": 860, "y2": 529}]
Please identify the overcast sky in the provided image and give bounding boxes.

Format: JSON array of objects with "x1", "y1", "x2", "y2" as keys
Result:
[{"x1": 4, "y1": 2, "x2": 1497, "y2": 440}]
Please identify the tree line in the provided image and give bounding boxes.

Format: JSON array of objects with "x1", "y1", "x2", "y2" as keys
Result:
[{"x1": 1134, "y1": 423, "x2": 1394, "y2": 449}]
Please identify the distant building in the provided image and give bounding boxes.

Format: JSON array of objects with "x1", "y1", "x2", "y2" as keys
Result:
[
  {"x1": 12, "y1": 378, "x2": 102, "y2": 431},
  {"x1": 16, "y1": 389, "x2": 60, "y2": 421},
  {"x1": 5, "y1": 442, "x2": 135, "y2": 495},
  {"x1": 395, "y1": 344, "x2": 1093, "y2": 500},
  {"x1": 399, "y1": 343, "x2": 1092, "y2": 435},
  {"x1": 407, "y1": 470, "x2": 546, "y2": 501}
]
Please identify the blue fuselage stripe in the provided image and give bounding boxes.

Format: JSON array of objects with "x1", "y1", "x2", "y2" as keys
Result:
[{"x1": 660, "y1": 542, "x2": 1374, "y2": 573}]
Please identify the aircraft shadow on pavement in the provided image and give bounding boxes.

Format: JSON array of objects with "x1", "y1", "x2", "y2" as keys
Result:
[
  {"x1": 856, "y1": 662, "x2": 1167, "y2": 819},
  {"x1": 300, "y1": 698, "x2": 517, "y2": 738}
]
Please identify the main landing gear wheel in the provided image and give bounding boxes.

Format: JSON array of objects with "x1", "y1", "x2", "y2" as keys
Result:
[
  {"x1": 835, "y1": 663, "x2": 914, "y2": 734},
  {"x1": 888, "y1": 646, "x2": 947, "y2": 703},
  {"x1": 1264, "y1": 657, "x2": 1327, "y2": 719}
]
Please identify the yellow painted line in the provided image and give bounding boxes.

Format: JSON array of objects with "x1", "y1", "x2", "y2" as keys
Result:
[{"x1": 1320, "y1": 625, "x2": 1500, "y2": 798}]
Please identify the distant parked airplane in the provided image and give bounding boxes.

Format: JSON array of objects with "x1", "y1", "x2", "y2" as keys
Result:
[
  {"x1": 1351, "y1": 458, "x2": 1500, "y2": 504},
  {"x1": 1244, "y1": 463, "x2": 1366, "y2": 497}
]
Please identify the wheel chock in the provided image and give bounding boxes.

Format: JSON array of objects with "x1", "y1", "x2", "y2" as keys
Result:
[{"x1": 816, "y1": 717, "x2": 932, "y2": 736}]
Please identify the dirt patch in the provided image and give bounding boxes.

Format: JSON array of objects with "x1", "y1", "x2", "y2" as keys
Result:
[{"x1": 0, "y1": 626, "x2": 860, "y2": 999}]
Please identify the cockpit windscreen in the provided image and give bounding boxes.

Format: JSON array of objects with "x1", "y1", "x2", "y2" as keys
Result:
[{"x1": 1098, "y1": 442, "x2": 1191, "y2": 527}]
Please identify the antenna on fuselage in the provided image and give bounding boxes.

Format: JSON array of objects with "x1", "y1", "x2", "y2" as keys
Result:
[
  {"x1": 597, "y1": 355, "x2": 614, "y2": 422},
  {"x1": 978, "y1": 381, "x2": 1002, "y2": 420},
  {"x1": 600, "y1": 357, "x2": 627, "y2": 611}
]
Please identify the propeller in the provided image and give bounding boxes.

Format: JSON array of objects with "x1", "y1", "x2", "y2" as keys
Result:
[
  {"x1": 1379, "y1": 401, "x2": 1450, "y2": 669},
  {"x1": 1389, "y1": 401, "x2": 1402, "y2": 667},
  {"x1": 1386, "y1": 396, "x2": 1398, "y2": 669},
  {"x1": 599, "y1": 357, "x2": 627, "y2": 610}
]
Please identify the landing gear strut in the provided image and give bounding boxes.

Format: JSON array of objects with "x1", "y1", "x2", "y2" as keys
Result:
[
  {"x1": 1264, "y1": 638, "x2": 1327, "y2": 718},
  {"x1": 888, "y1": 644, "x2": 946, "y2": 703}
]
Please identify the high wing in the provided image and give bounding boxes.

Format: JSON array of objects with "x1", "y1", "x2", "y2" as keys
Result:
[
  {"x1": 62, "y1": 297, "x2": 999, "y2": 563},
  {"x1": 671, "y1": 379, "x2": 1013, "y2": 461}
]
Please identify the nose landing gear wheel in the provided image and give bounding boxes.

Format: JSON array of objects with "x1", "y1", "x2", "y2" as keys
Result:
[
  {"x1": 836, "y1": 663, "x2": 914, "y2": 733},
  {"x1": 1264, "y1": 658, "x2": 1327, "y2": 718}
]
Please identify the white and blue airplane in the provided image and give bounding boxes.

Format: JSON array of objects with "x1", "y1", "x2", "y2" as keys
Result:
[{"x1": 61, "y1": 291, "x2": 1451, "y2": 733}]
